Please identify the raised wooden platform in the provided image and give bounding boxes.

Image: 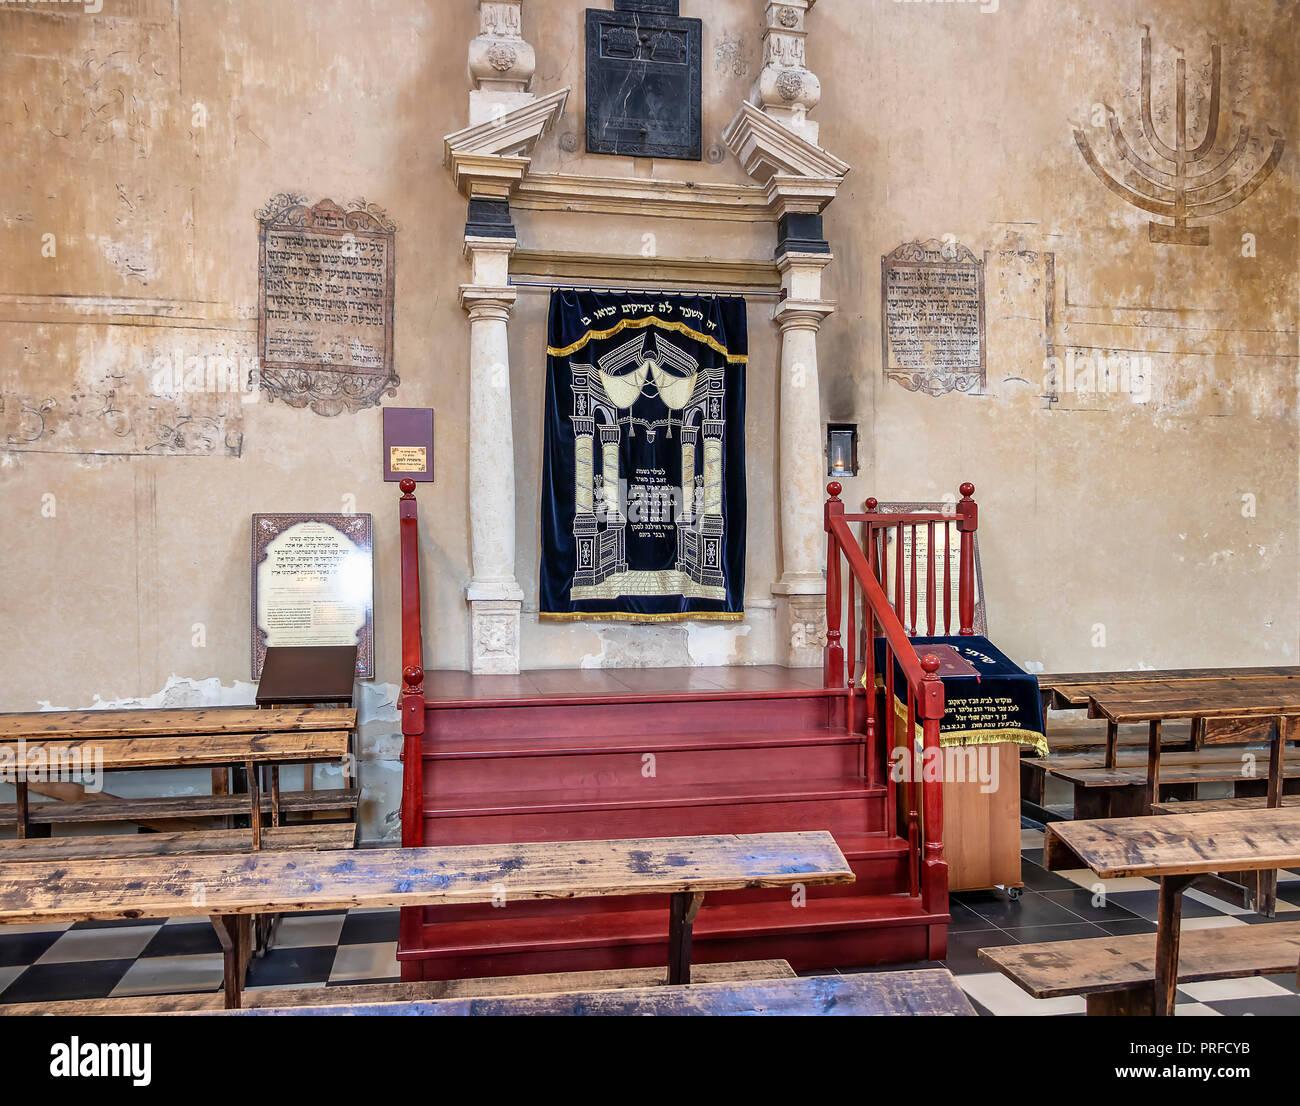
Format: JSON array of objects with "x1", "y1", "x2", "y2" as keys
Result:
[{"x1": 399, "y1": 666, "x2": 948, "y2": 980}]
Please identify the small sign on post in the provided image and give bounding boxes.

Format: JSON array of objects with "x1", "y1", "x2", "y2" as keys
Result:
[{"x1": 382, "y1": 407, "x2": 434, "y2": 483}]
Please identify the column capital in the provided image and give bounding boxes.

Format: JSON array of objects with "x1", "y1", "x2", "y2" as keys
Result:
[
  {"x1": 773, "y1": 298, "x2": 835, "y2": 331},
  {"x1": 459, "y1": 284, "x2": 517, "y2": 319},
  {"x1": 463, "y1": 234, "x2": 518, "y2": 259}
]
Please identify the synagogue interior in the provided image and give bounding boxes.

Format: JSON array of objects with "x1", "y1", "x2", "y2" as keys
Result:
[{"x1": 0, "y1": 0, "x2": 1297, "y2": 1062}]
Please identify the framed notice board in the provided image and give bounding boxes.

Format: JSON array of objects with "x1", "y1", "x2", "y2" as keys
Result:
[{"x1": 251, "y1": 513, "x2": 374, "y2": 679}]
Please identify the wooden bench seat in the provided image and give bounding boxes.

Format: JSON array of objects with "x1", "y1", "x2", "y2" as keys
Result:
[
  {"x1": 0, "y1": 786, "x2": 360, "y2": 825},
  {"x1": 979, "y1": 920, "x2": 1300, "y2": 1015},
  {"x1": 211, "y1": 969, "x2": 975, "y2": 1017},
  {"x1": 0, "y1": 823, "x2": 356, "y2": 863},
  {"x1": 1152, "y1": 794, "x2": 1300, "y2": 815},
  {"x1": 4, "y1": 730, "x2": 350, "y2": 772},
  {"x1": 0, "y1": 959, "x2": 795, "y2": 1016},
  {"x1": 0, "y1": 707, "x2": 356, "y2": 741}
]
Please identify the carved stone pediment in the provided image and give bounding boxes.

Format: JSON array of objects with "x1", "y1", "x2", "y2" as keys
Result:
[
  {"x1": 722, "y1": 100, "x2": 849, "y2": 184},
  {"x1": 443, "y1": 86, "x2": 569, "y2": 161}
]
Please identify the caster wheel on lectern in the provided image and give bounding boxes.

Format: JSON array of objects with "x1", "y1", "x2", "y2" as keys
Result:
[{"x1": 1005, "y1": 885, "x2": 1023, "y2": 901}]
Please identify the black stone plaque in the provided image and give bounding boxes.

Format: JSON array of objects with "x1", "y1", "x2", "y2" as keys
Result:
[{"x1": 585, "y1": 5, "x2": 702, "y2": 161}]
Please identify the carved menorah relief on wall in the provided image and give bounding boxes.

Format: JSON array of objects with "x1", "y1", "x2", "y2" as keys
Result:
[{"x1": 1074, "y1": 29, "x2": 1285, "y2": 246}]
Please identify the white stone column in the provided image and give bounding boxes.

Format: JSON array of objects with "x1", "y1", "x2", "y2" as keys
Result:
[
  {"x1": 460, "y1": 236, "x2": 523, "y2": 675},
  {"x1": 771, "y1": 250, "x2": 835, "y2": 667}
]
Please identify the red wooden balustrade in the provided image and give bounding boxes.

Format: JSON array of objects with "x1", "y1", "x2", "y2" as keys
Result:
[
  {"x1": 398, "y1": 478, "x2": 426, "y2": 848},
  {"x1": 823, "y1": 480, "x2": 978, "y2": 915}
]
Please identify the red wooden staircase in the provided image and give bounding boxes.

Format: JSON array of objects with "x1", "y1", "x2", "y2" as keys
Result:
[{"x1": 394, "y1": 479, "x2": 958, "y2": 979}]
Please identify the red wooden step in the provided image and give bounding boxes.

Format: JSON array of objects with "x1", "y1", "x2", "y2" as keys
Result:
[
  {"x1": 399, "y1": 890, "x2": 945, "y2": 964},
  {"x1": 421, "y1": 778, "x2": 885, "y2": 845},
  {"x1": 424, "y1": 731, "x2": 864, "y2": 793},
  {"x1": 423, "y1": 689, "x2": 843, "y2": 740},
  {"x1": 424, "y1": 726, "x2": 863, "y2": 759}
]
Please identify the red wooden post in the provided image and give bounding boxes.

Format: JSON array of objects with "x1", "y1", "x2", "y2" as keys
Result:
[
  {"x1": 905, "y1": 684, "x2": 919, "y2": 897},
  {"x1": 908, "y1": 524, "x2": 918, "y2": 636},
  {"x1": 942, "y1": 521, "x2": 952, "y2": 635},
  {"x1": 893, "y1": 522, "x2": 904, "y2": 625},
  {"x1": 918, "y1": 653, "x2": 949, "y2": 914},
  {"x1": 398, "y1": 479, "x2": 427, "y2": 848},
  {"x1": 957, "y1": 482, "x2": 978, "y2": 635},
  {"x1": 863, "y1": 498, "x2": 879, "y2": 777},
  {"x1": 925, "y1": 519, "x2": 936, "y2": 636},
  {"x1": 824, "y1": 482, "x2": 845, "y2": 689}
]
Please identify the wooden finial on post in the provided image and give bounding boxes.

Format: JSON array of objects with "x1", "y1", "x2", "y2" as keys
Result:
[
  {"x1": 957, "y1": 482, "x2": 977, "y2": 636},
  {"x1": 824, "y1": 482, "x2": 845, "y2": 688},
  {"x1": 399, "y1": 477, "x2": 416, "y2": 500}
]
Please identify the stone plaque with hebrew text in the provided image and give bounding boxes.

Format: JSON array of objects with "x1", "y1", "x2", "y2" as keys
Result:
[
  {"x1": 882, "y1": 240, "x2": 985, "y2": 397},
  {"x1": 257, "y1": 195, "x2": 399, "y2": 416}
]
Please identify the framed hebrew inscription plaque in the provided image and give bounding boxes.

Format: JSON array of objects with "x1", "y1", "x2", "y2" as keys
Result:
[
  {"x1": 251, "y1": 513, "x2": 374, "y2": 680},
  {"x1": 257, "y1": 195, "x2": 399, "y2": 416},
  {"x1": 882, "y1": 239, "x2": 985, "y2": 397}
]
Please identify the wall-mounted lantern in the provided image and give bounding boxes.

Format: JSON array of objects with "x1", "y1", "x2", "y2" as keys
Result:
[{"x1": 827, "y1": 423, "x2": 858, "y2": 478}]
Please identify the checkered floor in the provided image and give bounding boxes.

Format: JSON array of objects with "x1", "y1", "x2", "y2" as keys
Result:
[{"x1": 2, "y1": 825, "x2": 1298, "y2": 1014}]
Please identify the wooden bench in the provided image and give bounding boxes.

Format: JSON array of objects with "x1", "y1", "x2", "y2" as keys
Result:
[
  {"x1": 1, "y1": 707, "x2": 358, "y2": 844},
  {"x1": 1042, "y1": 807, "x2": 1300, "y2": 1014},
  {"x1": 0, "y1": 830, "x2": 853, "y2": 1008},
  {"x1": 0, "y1": 959, "x2": 796, "y2": 1015},
  {"x1": 979, "y1": 920, "x2": 1300, "y2": 1015},
  {"x1": 0, "y1": 823, "x2": 356, "y2": 863},
  {"x1": 204, "y1": 969, "x2": 975, "y2": 1017}
]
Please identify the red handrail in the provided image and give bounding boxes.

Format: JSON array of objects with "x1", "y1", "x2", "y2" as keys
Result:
[
  {"x1": 825, "y1": 481, "x2": 955, "y2": 915},
  {"x1": 398, "y1": 478, "x2": 425, "y2": 848}
]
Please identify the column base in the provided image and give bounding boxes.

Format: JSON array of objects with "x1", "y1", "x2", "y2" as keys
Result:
[
  {"x1": 468, "y1": 585, "x2": 523, "y2": 675},
  {"x1": 772, "y1": 586, "x2": 827, "y2": 669}
]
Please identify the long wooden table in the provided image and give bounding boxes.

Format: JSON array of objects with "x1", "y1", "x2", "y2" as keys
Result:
[
  {"x1": 1039, "y1": 668, "x2": 1300, "y2": 712},
  {"x1": 207, "y1": 969, "x2": 975, "y2": 1017},
  {"x1": 1045, "y1": 807, "x2": 1300, "y2": 1016},
  {"x1": 1083, "y1": 676, "x2": 1300, "y2": 770},
  {"x1": 0, "y1": 831, "x2": 853, "y2": 1008}
]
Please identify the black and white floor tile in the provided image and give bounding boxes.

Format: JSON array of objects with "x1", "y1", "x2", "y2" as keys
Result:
[
  {"x1": 0, "y1": 909, "x2": 401, "y2": 1006},
  {"x1": 866, "y1": 824, "x2": 1300, "y2": 1017},
  {"x1": 0, "y1": 826, "x2": 1297, "y2": 1015}
]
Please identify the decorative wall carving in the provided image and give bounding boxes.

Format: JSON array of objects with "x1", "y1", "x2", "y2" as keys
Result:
[{"x1": 1074, "y1": 31, "x2": 1285, "y2": 246}]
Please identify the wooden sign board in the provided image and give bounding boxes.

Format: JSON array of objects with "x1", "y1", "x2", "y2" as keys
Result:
[
  {"x1": 251, "y1": 514, "x2": 374, "y2": 679},
  {"x1": 382, "y1": 407, "x2": 434, "y2": 482}
]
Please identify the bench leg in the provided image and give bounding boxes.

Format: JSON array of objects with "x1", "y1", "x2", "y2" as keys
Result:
[
  {"x1": 1104, "y1": 720, "x2": 1118, "y2": 770},
  {"x1": 246, "y1": 760, "x2": 262, "y2": 850},
  {"x1": 15, "y1": 781, "x2": 28, "y2": 839},
  {"x1": 1154, "y1": 873, "x2": 1195, "y2": 1017},
  {"x1": 1087, "y1": 984, "x2": 1155, "y2": 1016},
  {"x1": 212, "y1": 914, "x2": 252, "y2": 1009},
  {"x1": 1144, "y1": 720, "x2": 1162, "y2": 814},
  {"x1": 666, "y1": 891, "x2": 705, "y2": 985}
]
